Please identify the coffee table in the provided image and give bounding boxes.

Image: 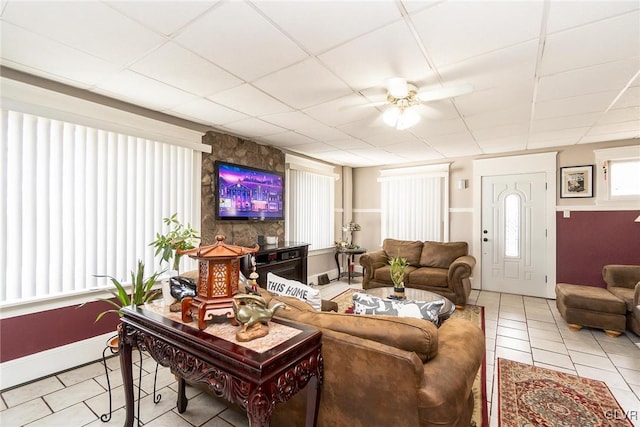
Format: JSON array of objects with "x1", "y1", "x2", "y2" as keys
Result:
[{"x1": 365, "y1": 287, "x2": 455, "y2": 323}]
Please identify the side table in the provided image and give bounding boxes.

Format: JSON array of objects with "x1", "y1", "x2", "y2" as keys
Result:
[
  {"x1": 119, "y1": 303, "x2": 323, "y2": 427},
  {"x1": 334, "y1": 247, "x2": 367, "y2": 284}
]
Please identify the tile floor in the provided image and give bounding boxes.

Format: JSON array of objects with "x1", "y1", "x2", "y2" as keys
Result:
[{"x1": 1, "y1": 284, "x2": 639, "y2": 426}]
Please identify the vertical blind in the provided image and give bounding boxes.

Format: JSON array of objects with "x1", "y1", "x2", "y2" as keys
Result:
[
  {"x1": 287, "y1": 169, "x2": 334, "y2": 251},
  {"x1": 0, "y1": 109, "x2": 196, "y2": 304},
  {"x1": 381, "y1": 174, "x2": 445, "y2": 242}
]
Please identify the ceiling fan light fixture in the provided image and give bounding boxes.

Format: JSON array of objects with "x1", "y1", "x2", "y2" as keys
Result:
[{"x1": 383, "y1": 106, "x2": 420, "y2": 130}]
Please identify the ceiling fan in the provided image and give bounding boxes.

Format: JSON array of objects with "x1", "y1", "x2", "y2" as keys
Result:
[{"x1": 381, "y1": 77, "x2": 473, "y2": 130}]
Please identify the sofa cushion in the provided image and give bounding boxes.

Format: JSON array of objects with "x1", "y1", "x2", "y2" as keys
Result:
[
  {"x1": 420, "y1": 241, "x2": 468, "y2": 268},
  {"x1": 383, "y1": 238, "x2": 423, "y2": 266},
  {"x1": 408, "y1": 267, "x2": 449, "y2": 287},
  {"x1": 271, "y1": 298, "x2": 439, "y2": 362},
  {"x1": 373, "y1": 265, "x2": 418, "y2": 284},
  {"x1": 609, "y1": 287, "x2": 635, "y2": 312},
  {"x1": 266, "y1": 272, "x2": 321, "y2": 310},
  {"x1": 351, "y1": 292, "x2": 444, "y2": 325}
]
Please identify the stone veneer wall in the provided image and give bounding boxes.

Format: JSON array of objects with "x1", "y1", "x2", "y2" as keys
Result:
[{"x1": 201, "y1": 131, "x2": 285, "y2": 247}]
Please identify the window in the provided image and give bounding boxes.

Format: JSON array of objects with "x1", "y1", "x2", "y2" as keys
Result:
[
  {"x1": 379, "y1": 164, "x2": 450, "y2": 242},
  {"x1": 0, "y1": 109, "x2": 200, "y2": 306},
  {"x1": 610, "y1": 159, "x2": 640, "y2": 197},
  {"x1": 504, "y1": 194, "x2": 520, "y2": 258},
  {"x1": 286, "y1": 155, "x2": 335, "y2": 251},
  {"x1": 594, "y1": 146, "x2": 640, "y2": 204}
]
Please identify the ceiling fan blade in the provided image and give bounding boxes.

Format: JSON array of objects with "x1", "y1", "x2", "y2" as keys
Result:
[
  {"x1": 418, "y1": 83, "x2": 473, "y2": 102},
  {"x1": 386, "y1": 77, "x2": 409, "y2": 98}
]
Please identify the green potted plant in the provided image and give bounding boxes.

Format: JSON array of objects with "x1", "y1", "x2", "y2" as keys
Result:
[
  {"x1": 149, "y1": 213, "x2": 200, "y2": 274},
  {"x1": 389, "y1": 254, "x2": 409, "y2": 298},
  {"x1": 92, "y1": 260, "x2": 162, "y2": 323}
]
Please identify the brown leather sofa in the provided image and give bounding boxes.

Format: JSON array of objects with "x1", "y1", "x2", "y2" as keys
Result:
[
  {"x1": 359, "y1": 239, "x2": 476, "y2": 306},
  {"x1": 261, "y1": 290, "x2": 485, "y2": 427},
  {"x1": 603, "y1": 264, "x2": 640, "y2": 335}
]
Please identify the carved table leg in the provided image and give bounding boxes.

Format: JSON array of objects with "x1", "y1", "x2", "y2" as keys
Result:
[
  {"x1": 119, "y1": 325, "x2": 135, "y2": 427},
  {"x1": 177, "y1": 376, "x2": 188, "y2": 413},
  {"x1": 305, "y1": 375, "x2": 321, "y2": 427}
]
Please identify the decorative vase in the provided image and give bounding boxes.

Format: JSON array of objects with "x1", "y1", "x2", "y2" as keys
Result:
[
  {"x1": 162, "y1": 270, "x2": 179, "y2": 304},
  {"x1": 393, "y1": 286, "x2": 405, "y2": 299}
]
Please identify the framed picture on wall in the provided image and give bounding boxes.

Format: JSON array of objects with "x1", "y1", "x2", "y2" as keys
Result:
[{"x1": 560, "y1": 165, "x2": 594, "y2": 198}]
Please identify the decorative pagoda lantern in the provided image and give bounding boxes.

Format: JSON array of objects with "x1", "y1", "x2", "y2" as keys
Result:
[{"x1": 181, "y1": 235, "x2": 259, "y2": 330}]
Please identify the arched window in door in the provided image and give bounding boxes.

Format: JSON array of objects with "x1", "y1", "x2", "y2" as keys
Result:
[{"x1": 504, "y1": 194, "x2": 520, "y2": 258}]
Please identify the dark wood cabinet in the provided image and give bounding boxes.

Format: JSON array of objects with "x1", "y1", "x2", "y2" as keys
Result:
[{"x1": 242, "y1": 242, "x2": 309, "y2": 287}]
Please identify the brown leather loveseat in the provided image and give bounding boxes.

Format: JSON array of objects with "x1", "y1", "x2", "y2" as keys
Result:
[
  {"x1": 262, "y1": 290, "x2": 485, "y2": 427},
  {"x1": 359, "y1": 238, "x2": 476, "y2": 306}
]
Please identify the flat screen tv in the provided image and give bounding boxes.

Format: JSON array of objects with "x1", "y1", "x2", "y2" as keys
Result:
[{"x1": 215, "y1": 161, "x2": 284, "y2": 221}]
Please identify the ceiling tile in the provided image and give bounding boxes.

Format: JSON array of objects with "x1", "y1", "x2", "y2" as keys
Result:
[
  {"x1": 425, "y1": 132, "x2": 482, "y2": 157},
  {"x1": 169, "y1": 98, "x2": 249, "y2": 125},
  {"x1": 472, "y1": 123, "x2": 529, "y2": 142},
  {"x1": 130, "y1": 42, "x2": 242, "y2": 96},
  {"x1": 456, "y1": 85, "x2": 534, "y2": 117},
  {"x1": 259, "y1": 131, "x2": 318, "y2": 147},
  {"x1": 254, "y1": 59, "x2": 352, "y2": 109},
  {"x1": 546, "y1": 1, "x2": 640, "y2": 33},
  {"x1": 541, "y1": 11, "x2": 640, "y2": 75},
  {"x1": 612, "y1": 85, "x2": 640, "y2": 109},
  {"x1": 528, "y1": 127, "x2": 590, "y2": 145},
  {"x1": 364, "y1": 131, "x2": 425, "y2": 148},
  {"x1": 580, "y1": 131, "x2": 640, "y2": 144},
  {"x1": 597, "y1": 107, "x2": 640, "y2": 125},
  {"x1": 586, "y1": 120, "x2": 640, "y2": 136},
  {"x1": 173, "y1": 1, "x2": 307, "y2": 81},
  {"x1": 260, "y1": 111, "x2": 324, "y2": 131},
  {"x1": 537, "y1": 58, "x2": 640, "y2": 101},
  {"x1": 531, "y1": 112, "x2": 600, "y2": 133},
  {"x1": 94, "y1": 70, "x2": 199, "y2": 111},
  {"x1": 534, "y1": 90, "x2": 619, "y2": 120},
  {"x1": 347, "y1": 148, "x2": 408, "y2": 165},
  {"x1": 253, "y1": 1, "x2": 401, "y2": 54},
  {"x1": 325, "y1": 138, "x2": 372, "y2": 150},
  {"x1": 439, "y1": 41, "x2": 539, "y2": 92},
  {"x1": 289, "y1": 142, "x2": 336, "y2": 153},
  {"x1": 303, "y1": 94, "x2": 379, "y2": 127},
  {"x1": 318, "y1": 20, "x2": 433, "y2": 91},
  {"x1": 409, "y1": 117, "x2": 470, "y2": 138},
  {"x1": 296, "y1": 126, "x2": 353, "y2": 142},
  {"x1": 0, "y1": 22, "x2": 120, "y2": 88},
  {"x1": 221, "y1": 118, "x2": 286, "y2": 139},
  {"x1": 106, "y1": 1, "x2": 217, "y2": 36},
  {"x1": 411, "y1": 1, "x2": 543, "y2": 67},
  {"x1": 2, "y1": 1, "x2": 166, "y2": 64},
  {"x1": 465, "y1": 104, "x2": 532, "y2": 131},
  {"x1": 207, "y1": 84, "x2": 292, "y2": 117},
  {"x1": 477, "y1": 135, "x2": 528, "y2": 154}
]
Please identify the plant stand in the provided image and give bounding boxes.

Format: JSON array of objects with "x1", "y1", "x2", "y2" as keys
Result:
[{"x1": 100, "y1": 335, "x2": 161, "y2": 425}]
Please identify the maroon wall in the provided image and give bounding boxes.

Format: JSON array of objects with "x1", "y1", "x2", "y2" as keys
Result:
[
  {"x1": 557, "y1": 210, "x2": 640, "y2": 287},
  {"x1": 0, "y1": 299, "x2": 119, "y2": 363}
]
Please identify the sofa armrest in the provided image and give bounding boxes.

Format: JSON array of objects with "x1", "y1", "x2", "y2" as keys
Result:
[
  {"x1": 635, "y1": 281, "x2": 640, "y2": 306},
  {"x1": 603, "y1": 265, "x2": 640, "y2": 290},
  {"x1": 418, "y1": 318, "x2": 484, "y2": 425},
  {"x1": 447, "y1": 255, "x2": 476, "y2": 305},
  {"x1": 359, "y1": 249, "x2": 387, "y2": 288}
]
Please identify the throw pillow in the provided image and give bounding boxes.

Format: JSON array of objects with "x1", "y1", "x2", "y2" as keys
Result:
[
  {"x1": 351, "y1": 292, "x2": 445, "y2": 325},
  {"x1": 266, "y1": 272, "x2": 322, "y2": 311}
]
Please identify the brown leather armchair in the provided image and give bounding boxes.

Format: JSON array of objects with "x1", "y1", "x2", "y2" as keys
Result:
[{"x1": 603, "y1": 264, "x2": 640, "y2": 335}]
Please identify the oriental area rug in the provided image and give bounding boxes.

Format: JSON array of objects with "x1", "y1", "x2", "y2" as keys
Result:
[
  {"x1": 497, "y1": 358, "x2": 633, "y2": 426},
  {"x1": 330, "y1": 289, "x2": 488, "y2": 427}
]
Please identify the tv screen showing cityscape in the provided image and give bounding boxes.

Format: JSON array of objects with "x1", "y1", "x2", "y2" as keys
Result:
[{"x1": 215, "y1": 161, "x2": 284, "y2": 221}]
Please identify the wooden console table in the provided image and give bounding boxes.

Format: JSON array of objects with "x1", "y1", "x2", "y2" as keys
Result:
[{"x1": 119, "y1": 304, "x2": 323, "y2": 427}]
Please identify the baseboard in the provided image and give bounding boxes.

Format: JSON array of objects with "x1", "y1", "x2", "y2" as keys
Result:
[{"x1": 0, "y1": 331, "x2": 115, "y2": 390}]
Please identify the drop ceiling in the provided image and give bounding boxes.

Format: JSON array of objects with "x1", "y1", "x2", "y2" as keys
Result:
[{"x1": 1, "y1": 0, "x2": 639, "y2": 167}]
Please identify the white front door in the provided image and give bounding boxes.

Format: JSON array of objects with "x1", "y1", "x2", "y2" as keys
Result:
[{"x1": 481, "y1": 173, "x2": 547, "y2": 297}]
